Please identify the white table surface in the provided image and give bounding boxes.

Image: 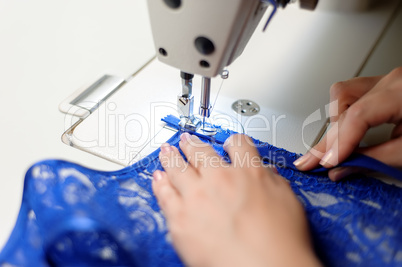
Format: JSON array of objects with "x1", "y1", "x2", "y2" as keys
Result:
[{"x1": 0, "y1": 0, "x2": 154, "y2": 249}]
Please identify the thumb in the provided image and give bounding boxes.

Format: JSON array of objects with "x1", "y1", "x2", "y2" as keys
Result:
[
  {"x1": 357, "y1": 136, "x2": 402, "y2": 168},
  {"x1": 329, "y1": 136, "x2": 402, "y2": 181},
  {"x1": 328, "y1": 167, "x2": 368, "y2": 181}
]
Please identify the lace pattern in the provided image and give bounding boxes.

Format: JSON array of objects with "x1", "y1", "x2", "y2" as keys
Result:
[{"x1": 1, "y1": 120, "x2": 401, "y2": 266}]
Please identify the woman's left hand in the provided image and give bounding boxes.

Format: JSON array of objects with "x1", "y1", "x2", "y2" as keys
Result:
[{"x1": 152, "y1": 133, "x2": 321, "y2": 267}]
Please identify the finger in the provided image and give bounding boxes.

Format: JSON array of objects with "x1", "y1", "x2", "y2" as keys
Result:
[
  {"x1": 265, "y1": 164, "x2": 279, "y2": 175},
  {"x1": 299, "y1": 74, "x2": 397, "y2": 170},
  {"x1": 328, "y1": 167, "x2": 368, "y2": 182},
  {"x1": 223, "y1": 134, "x2": 261, "y2": 169},
  {"x1": 298, "y1": 76, "x2": 384, "y2": 170},
  {"x1": 294, "y1": 133, "x2": 328, "y2": 171},
  {"x1": 296, "y1": 98, "x2": 353, "y2": 171},
  {"x1": 152, "y1": 170, "x2": 183, "y2": 220},
  {"x1": 391, "y1": 123, "x2": 402, "y2": 139},
  {"x1": 321, "y1": 89, "x2": 401, "y2": 168},
  {"x1": 296, "y1": 106, "x2": 363, "y2": 170},
  {"x1": 294, "y1": 121, "x2": 347, "y2": 171},
  {"x1": 159, "y1": 143, "x2": 199, "y2": 194},
  {"x1": 357, "y1": 137, "x2": 402, "y2": 168},
  {"x1": 179, "y1": 132, "x2": 228, "y2": 172},
  {"x1": 270, "y1": 171, "x2": 291, "y2": 186},
  {"x1": 329, "y1": 76, "x2": 383, "y2": 123}
]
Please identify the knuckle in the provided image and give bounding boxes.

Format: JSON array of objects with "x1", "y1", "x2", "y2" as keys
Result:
[
  {"x1": 157, "y1": 185, "x2": 173, "y2": 204},
  {"x1": 190, "y1": 188, "x2": 207, "y2": 203},
  {"x1": 227, "y1": 134, "x2": 252, "y2": 147},
  {"x1": 224, "y1": 134, "x2": 236, "y2": 148},
  {"x1": 248, "y1": 165, "x2": 266, "y2": 178},
  {"x1": 190, "y1": 137, "x2": 209, "y2": 148},
  {"x1": 346, "y1": 103, "x2": 365, "y2": 120},
  {"x1": 159, "y1": 151, "x2": 168, "y2": 161},
  {"x1": 239, "y1": 134, "x2": 253, "y2": 145},
  {"x1": 389, "y1": 66, "x2": 402, "y2": 78},
  {"x1": 211, "y1": 169, "x2": 232, "y2": 184},
  {"x1": 169, "y1": 226, "x2": 180, "y2": 240},
  {"x1": 169, "y1": 214, "x2": 185, "y2": 238},
  {"x1": 182, "y1": 140, "x2": 195, "y2": 155},
  {"x1": 330, "y1": 81, "x2": 349, "y2": 100},
  {"x1": 168, "y1": 156, "x2": 180, "y2": 170},
  {"x1": 278, "y1": 176, "x2": 291, "y2": 186},
  {"x1": 182, "y1": 138, "x2": 201, "y2": 153},
  {"x1": 158, "y1": 195, "x2": 170, "y2": 210},
  {"x1": 206, "y1": 155, "x2": 226, "y2": 169},
  {"x1": 330, "y1": 81, "x2": 345, "y2": 95},
  {"x1": 185, "y1": 139, "x2": 213, "y2": 156},
  {"x1": 383, "y1": 67, "x2": 402, "y2": 89},
  {"x1": 169, "y1": 228, "x2": 181, "y2": 243},
  {"x1": 160, "y1": 151, "x2": 181, "y2": 169}
]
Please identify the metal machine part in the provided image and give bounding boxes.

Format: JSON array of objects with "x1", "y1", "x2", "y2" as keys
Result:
[
  {"x1": 232, "y1": 100, "x2": 261, "y2": 116},
  {"x1": 179, "y1": 70, "x2": 228, "y2": 133},
  {"x1": 299, "y1": 0, "x2": 320, "y2": 10},
  {"x1": 178, "y1": 74, "x2": 216, "y2": 133},
  {"x1": 59, "y1": 75, "x2": 125, "y2": 119},
  {"x1": 220, "y1": 69, "x2": 229, "y2": 79},
  {"x1": 199, "y1": 77, "x2": 212, "y2": 120},
  {"x1": 177, "y1": 71, "x2": 202, "y2": 131},
  {"x1": 180, "y1": 71, "x2": 193, "y2": 97},
  {"x1": 198, "y1": 77, "x2": 217, "y2": 135},
  {"x1": 177, "y1": 72, "x2": 216, "y2": 134}
]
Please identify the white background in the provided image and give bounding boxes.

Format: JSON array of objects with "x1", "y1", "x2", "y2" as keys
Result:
[{"x1": 0, "y1": 0, "x2": 155, "y2": 248}]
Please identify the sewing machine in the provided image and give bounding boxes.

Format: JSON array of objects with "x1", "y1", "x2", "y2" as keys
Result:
[
  {"x1": 1, "y1": 0, "x2": 402, "y2": 249},
  {"x1": 58, "y1": 0, "x2": 400, "y2": 167},
  {"x1": 147, "y1": 0, "x2": 318, "y2": 133}
]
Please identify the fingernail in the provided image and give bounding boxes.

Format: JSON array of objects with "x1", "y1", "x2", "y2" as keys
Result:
[
  {"x1": 293, "y1": 154, "x2": 309, "y2": 169},
  {"x1": 331, "y1": 167, "x2": 352, "y2": 181},
  {"x1": 320, "y1": 149, "x2": 336, "y2": 168},
  {"x1": 153, "y1": 170, "x2": 163, "y2": 181},
  {"x1": 180, "y1": 132, "x2": 191, "y2": 143},
  {"x1": 160, "y1": 143, "x2": 171, "y2": 153}
]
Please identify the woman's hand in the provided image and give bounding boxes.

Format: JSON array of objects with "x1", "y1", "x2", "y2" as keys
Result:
[
  {"x1": 294, "y1": 67, "x2": 402, "y2": 181},
  {"x1": 152, "y1": 133, "x2": 321, "y2": 267}
]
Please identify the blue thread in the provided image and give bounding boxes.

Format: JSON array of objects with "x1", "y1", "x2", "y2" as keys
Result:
[
  {"x1": 261, "y1": 0, "x2": 278, "y2": 31},
  {"x1": 1, "y1": 116, "x2": 401, "y2": 266}
]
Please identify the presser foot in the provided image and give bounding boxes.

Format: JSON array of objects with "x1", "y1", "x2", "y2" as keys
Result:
[
  {"x1": 178, "y1": 116, "x2": 218, "y2": 136},
  {"x1": 197, "y1": 125, "x2": 217, "y2": 136},
  {"x1": 179, "y1": 116, "x2": 202, "y2": 132},
  {"x1": 196, "y1": 117, "x2": 217, "y2": 136}
]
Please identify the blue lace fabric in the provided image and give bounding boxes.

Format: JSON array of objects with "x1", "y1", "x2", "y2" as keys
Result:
[{"x1": 1, "y1": 115, "x2": 402, "y2": 267}]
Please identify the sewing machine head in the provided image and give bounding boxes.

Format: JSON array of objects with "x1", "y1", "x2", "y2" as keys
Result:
[
  {"x1": 147, "y1": 0, "x2": 319, "y2": 132},
  {"x1": 148, "y1": 0, "x2": 319, "y2": 77}
]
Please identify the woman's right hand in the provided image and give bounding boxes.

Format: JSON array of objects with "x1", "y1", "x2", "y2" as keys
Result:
[{"x1": 294, "y1": 67, "x2": 402, "y2": 181}]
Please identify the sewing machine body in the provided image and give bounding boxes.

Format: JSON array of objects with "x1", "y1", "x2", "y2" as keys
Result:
[{"x1": 147, "y1": 0, "x2": 269, "y2": 78}]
